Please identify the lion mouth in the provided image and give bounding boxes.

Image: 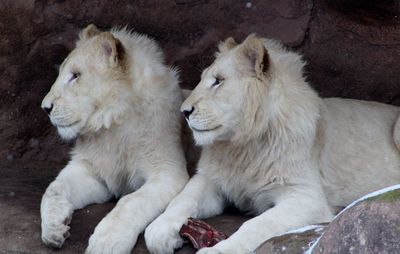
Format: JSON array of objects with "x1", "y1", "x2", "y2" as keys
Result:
[
  {"x1": 190, "y1": 125, "x2": 222, "y2": 132},
  {"x1": 55, "y1": 120, "x2": 80, "y2": 128}
]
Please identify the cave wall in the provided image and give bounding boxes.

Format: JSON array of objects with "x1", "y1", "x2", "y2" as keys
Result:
[{"x1": 0, "y1": 0, "x2": 399, "y2": 164}]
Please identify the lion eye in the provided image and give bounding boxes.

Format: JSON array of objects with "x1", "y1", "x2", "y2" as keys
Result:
[
  {"x1": 69, "y1": 71, "x2": 80, "y2": 83},
  {"x1": 212, "y1": 77, "x2": 223, "y2": 87}
]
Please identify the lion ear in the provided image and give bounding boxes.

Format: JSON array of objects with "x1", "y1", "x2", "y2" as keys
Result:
[
  {"x1": 79, "y1": 24, "x2": 101, "y2": 41},
  {"x1": 239, "y1": 34, "x2": 269, "y2": 77},
  {"x1": 218, "y1": 37, "x2": 238, "y2": 53},
  {"x1": 97, "y1": 32, "x2": 124, "y2": 68}
]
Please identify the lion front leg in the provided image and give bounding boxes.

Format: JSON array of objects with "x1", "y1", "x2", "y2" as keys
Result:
[
  {"x1": 41, "y1": 161, "x2": 111, "y2": 248},
  {"x1": 85, "y1": 171, "x2": 188, "y2": 254},
  {"x1": 145, "y1": 173, "x2": 226, "y2": 254},
  {"x1": 197, "y1": 186, "x2": 333, "y2": 254}
]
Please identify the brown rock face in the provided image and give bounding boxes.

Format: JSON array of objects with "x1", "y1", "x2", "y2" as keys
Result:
[
  {"x1": 1, "y1": 0, "x2": 399, "y2": 164},
  {"x1": 312, "y1": 188, "x2": 400, "y2": 254},
  {"x1": 304, "y1": 1, "x2": 400, "y2": 103},
  {"x1": 0, "y1": 0, "x2": 313, "y2": 163}
]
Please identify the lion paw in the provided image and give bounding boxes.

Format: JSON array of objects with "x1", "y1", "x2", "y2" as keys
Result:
[
  {"x1": 145, "y1": 215, "x2": 185, "y2": 254},
  {"x1": 41, "y1": 222, "x2": 71, "y2": 248},
  {"x1": 86, "y1": 217, "x2": 135, "y2": 254}
]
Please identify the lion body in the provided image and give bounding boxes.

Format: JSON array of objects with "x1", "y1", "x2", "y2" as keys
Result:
[
  {"x1": 67, "y1": 28, "x2": 186, "y2": 197},
  {"x1": 145, "y1": 35, "x2": 400, "y2": 254},
  {"x1": 40, "y1": 25, "x2": 188, "y2": 253},
  {"x1": 318, "y1": 98, "x2": 400, "y2": 206}
]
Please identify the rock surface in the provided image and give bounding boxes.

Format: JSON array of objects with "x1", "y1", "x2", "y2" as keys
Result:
[
  {"x1": 255, "y1": 225, "x2": 327, "y2": 254},
  {"x1": 1, "y1": 0, "x2": 399, "y2": 163},
  {"x1": 311, "y1": 187, "x2": 400, "y2": 254}
]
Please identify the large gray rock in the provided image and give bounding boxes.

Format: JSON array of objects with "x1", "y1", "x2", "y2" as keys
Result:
[
  {"x1": 256, "y1": 186, "x2": 400, "y2": 254},
  {"x1": 311, "y1": 186, "x2": 400, "y2": 254}
]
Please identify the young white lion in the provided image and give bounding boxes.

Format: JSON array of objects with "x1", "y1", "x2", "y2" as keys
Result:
[
  {"x1": 144, "y1": 34, "x2": 400, "y2": 254},
  {"x1": 40, "y1": 24, "x2": 189, "y2": 253}
]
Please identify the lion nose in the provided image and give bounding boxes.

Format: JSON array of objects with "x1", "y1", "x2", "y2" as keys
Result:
[
  {"x1": 42, "y1": 104, "x2": 53, "y2": 115},
  {"x1": 183, "y1": 107, "x2": 194, "y2": 119}
]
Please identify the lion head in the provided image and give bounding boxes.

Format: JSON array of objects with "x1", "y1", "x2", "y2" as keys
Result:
[
  {"x1": 181, "y1": 35, "x2": 274, "y2": 145},
  {"x1": 41, "y1": 24, "x2": 132, "y2": 140},
  {"x1": 181, "y1": 34, "x2": 317, "y2": 146}
]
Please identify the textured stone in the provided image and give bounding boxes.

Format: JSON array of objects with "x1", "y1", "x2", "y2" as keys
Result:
[
  {"x1": 304, "y1": 0, "x2": 400, "y2": 103},
  {"x1": 312, "y1": 188, "x2": 400, "y2": 254},
  {"x1": 256, "y1": 225, "x2": 327, "y2": 254}
]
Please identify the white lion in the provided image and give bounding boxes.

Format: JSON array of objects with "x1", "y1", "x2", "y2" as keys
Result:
[
  {"x1": 144, "y1": 34, "x2": 400, "y2": 254},
  {"x1": 40, "y1": 24, "x2": 188, "y2": 253}
]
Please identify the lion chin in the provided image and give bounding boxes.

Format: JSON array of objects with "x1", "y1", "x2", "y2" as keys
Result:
[
  {"x1": 56, "y1": 125, "x2": 80, "y2": 140},
  {"x1": 39, "y1": 24, "x2": 188, "y2": 253}
]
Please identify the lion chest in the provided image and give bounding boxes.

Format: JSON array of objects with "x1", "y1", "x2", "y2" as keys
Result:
[
  {"x1": 74, "y1": 139, "x2": 145, "y2": 197},
  {"x1": 93, "y1": 156, "x2": 144, "y2": 197},
  {"x1": 206, "y1": 163, "x2": 277, "y2": 215}
]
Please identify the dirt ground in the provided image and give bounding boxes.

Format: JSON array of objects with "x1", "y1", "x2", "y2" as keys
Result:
[{"x1": 0, "y1": 160, "x2": 250, "y2": 254}]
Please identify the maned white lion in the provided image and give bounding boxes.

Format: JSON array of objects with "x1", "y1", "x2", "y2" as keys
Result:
[
  {"x1": 145, "y1": 34, "x2": 400, "y2": 254},
  {"x1": 40, "y1": 24, "x2": 189, "y2": 253}
]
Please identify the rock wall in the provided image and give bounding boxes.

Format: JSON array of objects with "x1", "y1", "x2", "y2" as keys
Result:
[{"x1": 1, "y1": 0, "x2": 399, "y2": 163}]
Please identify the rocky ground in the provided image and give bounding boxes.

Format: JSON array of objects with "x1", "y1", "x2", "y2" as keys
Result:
[
  {"x1": 1, "y1": 0, "x2": 400, "y2": 253},
  {"x1": 0, "y1": 161, "x2": 251, "y2": 254},
  {"x1": 2, "y1": 160, "x2": 398, "y2": 253}
]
